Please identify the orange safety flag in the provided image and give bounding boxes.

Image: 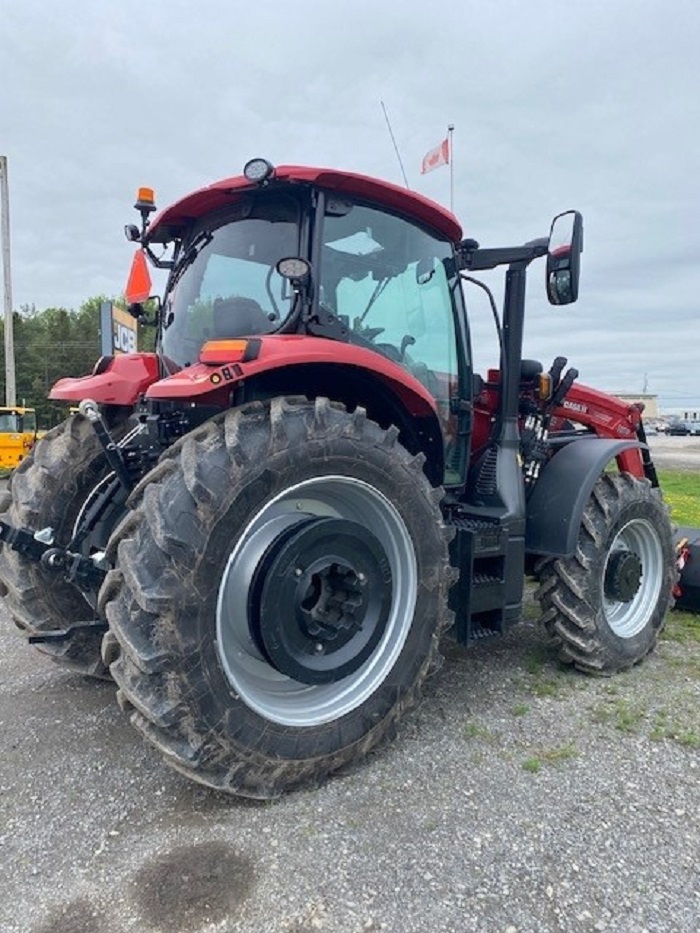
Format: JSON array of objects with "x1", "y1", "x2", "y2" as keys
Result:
[
  {"x1": 421, "y1": 138, "x2": 450, "y2": 174},
  {"x1": 125, "y1": 249, "x2": 152, "y2": 304}
]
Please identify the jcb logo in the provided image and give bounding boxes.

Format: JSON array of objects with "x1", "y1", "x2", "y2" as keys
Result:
[{"x1": 113, "y1": 322, "x2": 137, "y2": 354}]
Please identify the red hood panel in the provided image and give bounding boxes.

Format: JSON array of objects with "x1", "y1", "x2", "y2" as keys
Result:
[{"x1": 49, "y1": 353, "x2": 160, "y2": 405}]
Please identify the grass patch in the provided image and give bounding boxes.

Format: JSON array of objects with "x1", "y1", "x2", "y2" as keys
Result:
[
  {"x1": 663, "y1": 610, "x2": 700, "y2": 645},
  {"x1": 520, "y1": 646, "x2": 575, "y2": 698},
  {"x1": 462, "y1": 721, "x2": 493, "y2": 741},
  {"x1": 521, "y1": 743, "x2": 578, "y2": 773},
  {"x1": 649, "y1": 708, "x2": 700, "y2": 749},
  {"x1": 591, "y1": 692, "x2": 699, "y2": 749},
  {"x1": 658, "y1": 470, "x2": 700, "y2": 526},
  {"x1": 590, "y1": 698, "x2": 647, "y2": 733}
]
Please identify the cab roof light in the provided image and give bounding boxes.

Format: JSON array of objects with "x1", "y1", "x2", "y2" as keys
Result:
[{"x1": 243, "y1": 158, "x2": 275, "y2": 184}]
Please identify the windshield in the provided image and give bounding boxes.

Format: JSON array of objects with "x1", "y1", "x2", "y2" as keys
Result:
[
  {"x1": 0, "y1": 412, "x2": 21, "y2": 432},
  {"x1": 161, "y1": 194, "x2": 301, "y2": 368},
  {"x1": 0, "y1": 411, "x2": 24, "y2": 434}
]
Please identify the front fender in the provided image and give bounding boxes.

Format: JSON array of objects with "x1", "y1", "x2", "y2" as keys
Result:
[
  {"x1": 49, "y1": 353, "x2": 160, "y2": 405},
  {"x1": 526, "y1": 438, "x2": 646, "y2": 558}
]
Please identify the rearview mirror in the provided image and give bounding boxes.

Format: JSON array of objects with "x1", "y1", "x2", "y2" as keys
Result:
[{"x1": 546, "y1": 211, "x2": 583, "y2": 305}]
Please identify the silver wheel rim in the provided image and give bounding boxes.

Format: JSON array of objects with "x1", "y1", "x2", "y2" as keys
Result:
[
  {"x1": 216, "y1": 475, "x2": 418, "y2": 726},
  {"x1": 602, "y1": 517, "x2": 663, "y2": 638}
]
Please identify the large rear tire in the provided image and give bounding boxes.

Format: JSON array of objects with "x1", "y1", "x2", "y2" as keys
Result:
[
  {"x1": 101, "y1": 398, "x2": 454, "y2": 798},
  {"x1": 535, "y1": 472, "x2": 675, "y2": 673},
  {"x1": 0, "y1": 412, "x2": 129, "y2": 677}
]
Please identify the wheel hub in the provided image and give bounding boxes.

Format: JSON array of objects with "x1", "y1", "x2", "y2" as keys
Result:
[
  {"x1": 604, "y1": 550, "x2": 643, "y2": 603},
  {"x1": 299, "y1": 561, "x2": 366, "y2": 642},
  {"x1": 248, "y1": 516, "x2": 393, "y2": 685}
]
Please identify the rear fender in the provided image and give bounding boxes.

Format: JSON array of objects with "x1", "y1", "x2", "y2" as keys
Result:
[
  {"x1": 145, "y1": 337, "x2": 444, "y2": 483},
  {"x1": 526, "y1": 438, "x2": 646, "y2": 557},
  {"x1": 144, "y1": 336, "x2": 439, "y2": 419},
  {"x1": 49, "y1": 353, "x2": 160, "y2": 405}
]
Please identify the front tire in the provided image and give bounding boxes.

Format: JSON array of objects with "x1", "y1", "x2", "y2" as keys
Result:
[
  {"x1": 101, "y1": 398, "x2": 454, "y2": 798},
  {"x1": 535, "y1": 472, "x2": 675, "y2": 673}
]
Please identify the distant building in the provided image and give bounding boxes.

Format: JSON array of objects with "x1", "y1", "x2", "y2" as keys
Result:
[
  {"x1": 661, "y1": 407, "x2": 700, "y2": 422},
  {"x1": 608, "y1": 392, "x2": 659, "y2": 418}
]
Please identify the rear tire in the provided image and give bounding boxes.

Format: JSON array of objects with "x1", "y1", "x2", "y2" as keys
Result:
[
  {"x1": 535, "y1": 472, "x2": 675, "y2": 673},
  {"x1": 101, "y1": 398, "x2": 454, "y2": 798},
  {"x1": 0, "y1": 412, "x2": 129, "y2": 677}
]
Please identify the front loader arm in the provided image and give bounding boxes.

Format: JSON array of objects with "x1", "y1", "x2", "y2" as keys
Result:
[{"x1": 549, "y1": 381, "x2": 651, "y2": 480}]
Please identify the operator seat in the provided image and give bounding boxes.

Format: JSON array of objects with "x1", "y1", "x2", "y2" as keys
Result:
[{"x1": 212, "y1": 296, "x2": 271, "y2": 337}]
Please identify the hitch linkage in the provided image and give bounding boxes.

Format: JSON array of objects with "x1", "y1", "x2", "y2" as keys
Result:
[
  {"x1": 0, "y1": 520, "x2": 107, "y2": 590},
  {"x1": 78, "y1": 398, "x2": 134, "y2": 490}
]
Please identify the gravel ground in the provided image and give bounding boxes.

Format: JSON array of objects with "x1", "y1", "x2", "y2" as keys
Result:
[
  {"x1": 645, "y1": 434, "x2": 700, "y2": 472},
  {"x1": 0, "y1": 437, "x2": 698, "y2": 933}
]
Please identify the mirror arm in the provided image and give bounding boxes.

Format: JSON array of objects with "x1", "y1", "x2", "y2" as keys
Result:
[
  {"x1": 144, "y1": 245, "x2": 174, "y2": 270},
  {"x1": 460, "y1": 240, "x2": 548, "y2": 271}
]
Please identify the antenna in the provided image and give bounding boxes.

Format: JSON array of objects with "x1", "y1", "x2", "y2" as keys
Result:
[
  {"x1": 380, "y1": 101, "x2": 410, "y2": 189},
  {"x1": 447, "y1": 124, "x2": 454, "y2": 212}
]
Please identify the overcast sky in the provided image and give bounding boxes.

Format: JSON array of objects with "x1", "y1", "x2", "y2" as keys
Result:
[{"x1": 2, "y1": 0, "x2": 699, "y2": 410}]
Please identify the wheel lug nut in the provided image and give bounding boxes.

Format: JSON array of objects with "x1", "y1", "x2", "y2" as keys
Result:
[
  {"x1": 314, "y1": 643, "x2": 324, "y2": 654},
  {"x1": 294, "y1": 567, "x2": 303, "y2": 577},
  {"x1": 357, "y1": 572, "x2": 366, "y2": 584}
]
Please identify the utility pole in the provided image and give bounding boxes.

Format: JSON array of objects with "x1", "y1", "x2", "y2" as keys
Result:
[{"x1": 0, "y1": 155, "x2": 16, "y2": 407}]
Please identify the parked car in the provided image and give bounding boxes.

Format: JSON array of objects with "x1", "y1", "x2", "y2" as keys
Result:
[
  {"x1": 667, "y1": 420, "x2": 691, "y2": 436},
  {"x1": 688, "y1": 421, "x2": 700, "y2": 435}
]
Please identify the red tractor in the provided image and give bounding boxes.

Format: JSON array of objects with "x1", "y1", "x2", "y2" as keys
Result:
[{"x1": 0, "y1": 159, "x2": 676, "y2": 798}]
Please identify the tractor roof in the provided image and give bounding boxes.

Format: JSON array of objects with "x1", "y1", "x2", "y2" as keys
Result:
[{"x1": 146, "y1": 165, "x2": 462, "y2": 244}]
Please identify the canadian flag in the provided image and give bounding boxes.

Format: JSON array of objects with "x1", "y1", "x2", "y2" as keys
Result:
[{"x1": 421, "y1": 137, "x2": 450, "y2": 174}]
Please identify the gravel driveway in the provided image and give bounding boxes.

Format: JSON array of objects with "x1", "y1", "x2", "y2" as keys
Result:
[{"x1": 0, "y1": 439, "x2": 698, "y2": 933}]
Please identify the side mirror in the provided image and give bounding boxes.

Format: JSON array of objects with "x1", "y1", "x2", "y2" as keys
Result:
[{"x1": 546, "y1": 210, "x2": 583, "y2": 305}]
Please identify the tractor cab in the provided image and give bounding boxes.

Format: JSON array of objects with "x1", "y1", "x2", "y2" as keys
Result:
[
  {"x1": 160, "y1": 190, "x2": 461, "y2": 400},
  {"x1": 130, "y1": 161, "x2": 470, "y2": 484}
]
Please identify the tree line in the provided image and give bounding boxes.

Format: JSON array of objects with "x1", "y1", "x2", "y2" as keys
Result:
[{"x1": 0, "y1": 297, "x2": 154, "y2": 428}]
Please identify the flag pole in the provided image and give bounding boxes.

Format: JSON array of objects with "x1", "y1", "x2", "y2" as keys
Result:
[{"x1": 447, "y1": 124, "x2": 454, "y2": 212}]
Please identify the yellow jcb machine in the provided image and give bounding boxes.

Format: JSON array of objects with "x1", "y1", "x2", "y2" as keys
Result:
[{"x1": 0, "y1": 407, "x2": 39, "y2": 470}]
